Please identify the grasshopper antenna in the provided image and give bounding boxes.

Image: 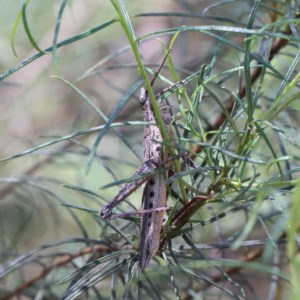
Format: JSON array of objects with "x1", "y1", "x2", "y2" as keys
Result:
[{"x1": 150, "y1": 49, "x2": 172, "y2": 87}]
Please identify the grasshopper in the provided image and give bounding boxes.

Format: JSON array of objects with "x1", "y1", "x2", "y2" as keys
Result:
[{"x1": 99, "y1": 85, "x2": 174, "y2": 270}]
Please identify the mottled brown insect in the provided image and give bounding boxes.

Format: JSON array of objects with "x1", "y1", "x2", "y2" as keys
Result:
[{"x1": 99, "y1": 87, "x2": 172, "y2": 270}]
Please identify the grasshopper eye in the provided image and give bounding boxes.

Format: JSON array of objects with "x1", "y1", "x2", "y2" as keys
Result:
[{"x1": 160, "y1": 105, "x2": 173, "y2": 125}]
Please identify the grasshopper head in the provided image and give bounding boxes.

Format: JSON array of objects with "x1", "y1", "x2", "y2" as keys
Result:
[
  {"x1": 99, "y1": 205, "x2": 112, "y2": 219},
  {"x1": 138, "y1": 87, "x2": 148, "y2": 106},
  {"x1": 160, "y1": 104, "x2": 173, "y2": 125}
]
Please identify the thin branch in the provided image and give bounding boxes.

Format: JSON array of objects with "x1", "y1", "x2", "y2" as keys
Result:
[{"x1": 2, "y1": 244, "x2": 112, "y2": 300}]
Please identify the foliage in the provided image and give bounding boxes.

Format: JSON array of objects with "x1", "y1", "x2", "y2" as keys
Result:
[{"x1": 1, "y1": 1, "x2": 300, "y2": 299}]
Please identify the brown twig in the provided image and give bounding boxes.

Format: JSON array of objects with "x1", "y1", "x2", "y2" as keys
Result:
[
  {"x1": 175, "y1": 17, "x2": 298, "y2": 227},
  {"x1": 181, "y1": 220, "x2": 299, "y2": 300},
  {"x1": 0, "y1": 142, "x2": 73, "y2": 200},
  {"x1": 177, "y1": 19, "x2": 298, "y2": 299},
  {"x1": 181, "y1": 247, "x2": 262, "y2": 300},
  {"x1": 189, "y1": 20, "x2": 295, "y2": 160},
  {"x1": 2, "y1": 244, "x2": 112, "y2": 300}
]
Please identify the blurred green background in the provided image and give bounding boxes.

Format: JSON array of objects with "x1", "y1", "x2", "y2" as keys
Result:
[
  {"x1": 1, "y1": 1, "x2": 295, "y2": 298},
  {"x1": 1, "y1": 0, "x2": 239, "y2": 247}
]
